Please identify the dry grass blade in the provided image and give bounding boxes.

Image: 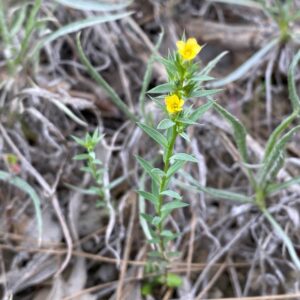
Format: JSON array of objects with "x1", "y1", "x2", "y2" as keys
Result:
[
  {"x1": 0, "y1": 124, "x2": 73, "y2": 276},
  {"x1": 195, "y1": 262, "x2": 227, "y2": 300},
  {"x1": 2, "y1": 1, "x2": 300, "y2": 298},
  {"x1": 116, "y1": 193, "x2": 136, "y2": 300}
]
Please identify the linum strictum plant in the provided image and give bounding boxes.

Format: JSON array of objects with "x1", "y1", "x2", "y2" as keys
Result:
[
  {"x1": 136, "y1": 37, "x2": 224, "y2": 269},
  {"x1": 72, "y1": 129, "x2": 106, "y2": 201},
  {"x1": 184, "y1": 50, "x2": 300, "y2": 271}
]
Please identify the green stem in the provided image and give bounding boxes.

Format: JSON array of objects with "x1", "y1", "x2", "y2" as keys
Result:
[
  {"x1": 255, "y1": 187, "x2": 266, "y2": 211},
  {"x1": 157, "y1": 122, "x2": 178, "y2": 256},
  {"x1": 87, "y1": 153, "x2": 98, "y2": 182}
]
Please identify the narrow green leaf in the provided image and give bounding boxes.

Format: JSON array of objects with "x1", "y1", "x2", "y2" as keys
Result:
[
  {"x1": 258, "y1": 125, "x2": 300, "y2": 187},
  {"x1": 213, "y1": 102, "x2": 249, "y2": 163},
  {"x1": 0, "y1": 171, "x2": 42, "y2": 244},
  {"x1": 180, "y1": 171, "x2": 253, "y2": 203},
  {"x1": 263, "y1": 209, "x2": 300, "y2": 271},
  {"x1": 166, "y1": 273, "x2": 183, "y2": 288},
  {"x1": 161, "y1": 201, "x2": 189, "y2": 212},
  {"x1": 13, "y1": 0, "x2": 42, "y2": 66},
  {"x1": 266, "y1": 176, "x2": 300, "y2": 195},
  {"x1": 55, "y1": 0, "x2": 131, "y2": 11},
  {"x1": 138, "y1": 190, "x2": 159, "y2": 208},
  {"x1": 80, "y1": 166, "x2": 93, "y2": 174},
  {"x1": 88, "y1": 152, "x2": 96, "y2": 160},
  {"x1": 166, "y1": 160, "x2": 185, "y2": 178},
  {"x1": 10, "y1": 5, "x2": 27, "y2": 36},
  {"x1": 148, "y1": 82, "x2": 174, "y2": 94},
  {"x1": 152, "y1": 216, "x2": 161, "y2": 226},
  {"x1": 140, "y1": 213, "x2": 154, "y2": 224},
  {"x1": 151, "y1": 168, "x2": 165, "y2": 178},
  {"x1": 197, "y1": 185, "x2": 253, "y2": 203},
  {"x1": 73, "y1": 153, "x2": 89, "y2": 161},
  {"x1": 161, "y1": 230, "x2": 176, "y2": 238},
  {"x1": 288, "y1": 50, "x2": 300, "y2": 112},
  {"x1": 148, "y1": 227, "x2": 160, "y2": 241},
  {"x1": 92, "y1": 128, "x2": 102, "y2": 142},
  {"x1": 94, "y1": 159, "x2": 103, "y2": 165},
  {"x1": 177, "y1": 118, "x2": 197, "y2": 125},
  {"x1": 189, "y1": 88, "x2": 223, "y2": 98},
  {"x1": 157, "y1": 119, "x2": 175, "y2": 130},
  {"x1": 190, "y1": 75, "x2": 214, "y2": 82},
  {"x1": 167, "y1": 251, "x2": 181, "y2": 258},
  {"x1": 107, "y1": 173, "x2": 129, "y2": 189},
  {"x1": 199, "y1": 51, "x2": 228, "y2": 76},
  {"x1": 151, "y1": 179, "x2": 159, "y2": 198},
  {"x1": 147, "y1": 238, "x2": 160, "y2": 244},
  {"x1": 179, "y1": 132, "x2": 191, "y2": 142},
  {"x1": 160, "y1": 190, "x2": 182, "y2": 200},
  {"x1": 52, "y1": 99, "x2": 88, "y2": 127},
  {"x1": 75, "y1": 34, "x2": 138, "y2": 122},
  {"x1": 71, "y1": 135, "x2": 86, "y2": 147},
  {"x1": 138, "y1": 122, "x2": 168, "y2": 148},
  {"x1": 148, "y1": 250, "x2": 162, "y2": 258},
  {"x1": 0, "y1": 1, "x2": 11, "y2": 49},
  {"x1": 263, "y1": 112, "x2": 298, "y2": 160},
  {"x1": 171, "y1": 153, "x2": 198, "y2": 163},
  {"x1": 33, "y1": 12, "x2": 132, "y2": 54},
  {"x1": 141, "y1": 282, "x2": 153, "y2": 297},
  {"x1": 189, "y1": 101, "x2": 213, "y2": 123}
]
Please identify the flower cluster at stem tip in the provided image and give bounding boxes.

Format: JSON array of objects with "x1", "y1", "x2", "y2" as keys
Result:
[{"x1": 164, "y1": 38, "x2": 202, "y2": 115}]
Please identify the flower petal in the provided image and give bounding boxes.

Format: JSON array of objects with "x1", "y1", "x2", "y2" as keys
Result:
[
  {"x1": 176, "y1": 40, "x2": 185, "y2": 51},
  {"x1": 179, "y1": 99, "x2": 185, "y2": 107}
]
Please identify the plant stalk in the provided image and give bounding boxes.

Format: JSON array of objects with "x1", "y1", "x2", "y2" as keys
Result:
[{"x1": 157, "y1": 122, "x2": 178, "y2": 256}]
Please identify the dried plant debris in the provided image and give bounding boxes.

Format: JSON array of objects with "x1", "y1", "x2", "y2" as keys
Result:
[{"x1": 1, "y1": 1, "x2": 300, "y2": 300}]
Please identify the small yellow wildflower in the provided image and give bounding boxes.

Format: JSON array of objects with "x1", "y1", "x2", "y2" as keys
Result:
[
  {"x1": 165, "y1": 94, "x2": 184, "y2": 114},
  {"x1": 176, "y1": 38, "x2": 201, "y2": 61}
]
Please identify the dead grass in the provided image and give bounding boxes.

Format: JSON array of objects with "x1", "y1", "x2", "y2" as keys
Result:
[{"x1": 1, "y1": 0, "x2": 300, "y2": 299}]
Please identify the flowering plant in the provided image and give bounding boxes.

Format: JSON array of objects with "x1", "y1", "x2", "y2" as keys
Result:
[{"x1": 137, "y1": 37, "x2": 223, "y2": 269}]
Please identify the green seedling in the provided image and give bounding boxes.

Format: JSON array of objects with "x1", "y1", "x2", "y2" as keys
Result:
[
  {"x1": 72, "y1": 128, "x2": 105, "y2": 204},
  {"x1": 185, "y1": 50, "x2": 300, "y2": 271}
]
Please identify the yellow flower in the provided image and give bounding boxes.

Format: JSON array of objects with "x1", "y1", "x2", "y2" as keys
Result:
[
  {"x1": 176, "y1": 38, "x2": 201, "y2": 61},
  {"x1": 165, "y1": 94, "x2": 184, "y2": 114}
]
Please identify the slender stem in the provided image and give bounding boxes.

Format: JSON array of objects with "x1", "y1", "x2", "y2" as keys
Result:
[
  {"x1": 88, "y1": 155, "x2": 98, "y2": 181},
  {"x1": 157, "y1": 122, "x2": 178, "y2": 256},
  {"x1": 255, "y1": 187, "x2": 266, "y2": 211}
]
